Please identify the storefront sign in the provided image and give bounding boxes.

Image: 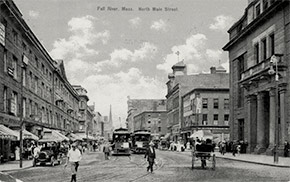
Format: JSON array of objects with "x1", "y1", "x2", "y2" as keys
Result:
[{"x1": 0, "y1": 22, "x2": 5, "y2": 46}]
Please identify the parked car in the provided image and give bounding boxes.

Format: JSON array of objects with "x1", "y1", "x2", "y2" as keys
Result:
[
  {"x1": 0, "y1": 172, "x2": 23, "y2": 182},
  {"x1": 34, "y1": 146, "x2": 62, "y2": 166}
]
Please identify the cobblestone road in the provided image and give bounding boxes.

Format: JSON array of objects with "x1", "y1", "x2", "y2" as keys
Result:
[{"x1": 7, "y1": 150, "x2": 290, "y2": 182}]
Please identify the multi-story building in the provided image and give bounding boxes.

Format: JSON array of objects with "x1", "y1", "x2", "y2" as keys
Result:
[
  {"x1": 93, "y1": 111, "x2": 103, "y2": 138},
  {"x1": 0, "y1": 0, "x2": 79, "y2": 136},
  {"x1": 0, "y1": 0, "x2": 81, "y2": 161},
  {"x1": 133, "y1": 111, "x2": 167, "y2": 139},
  {"x1": 72, "y1": 85, "x2": 95, "y2": 140},
  {"x1": 223, "y1": 0, "x2": 289, "y2": 154},
  {"x1": 126, "y1": 97, "x2": 166, "y2": 133},
  {"x1": 181, "y1": 79, "x2": 230, "y2": 143},
  {"x1": 166, "y1": 62, "x2": 229, "y2": 142}
]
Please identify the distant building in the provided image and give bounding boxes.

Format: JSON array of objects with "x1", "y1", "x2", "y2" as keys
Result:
[
  {"x1": 166, "y1": 61, "x2": 229, "y2": 142},
  {"x1": 223, "y1": 0, "x2": 289, "y2": 155},
  {"x1": 133, "y1": 111, "x2": 167, "y2": 139},
  {"x1": 103, "y1": 105, "x2": 113, "y2": 140},
  {"x1": 181, "y1": 84, "x2": 230, "y2": 143},
  {"x1": 126, "y1": 97, "x2": 166, "y2": 133}
]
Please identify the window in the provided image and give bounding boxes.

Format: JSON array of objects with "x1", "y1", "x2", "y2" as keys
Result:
[
  {"x1": 35, "y1": 56, "x2": 39, "y2": 68},
  {"x1": 35, "y1": 102, "x2": 38, "y2": 116},
  {"x1": 13, "y1": 56, "x2": 18, "y2": 79},
  {"x1": 202, "y1": 114, "x2": 207, "y2": 125},
  {"x1": 22, "y1": 67, "x2": 26, "y2": 86},
  {"x1": 255, "y1": 3, "x2": 261, "y2": 17},
  {"x1": 12, "y1": 91, "x2": 18, "y2": 115},
  {"x1": 202, "y1": 98, "x2": 208, "y2": 109},
  {"x1": 12, "y1": 30, "x2": 18, "y2": 44},
  {"x1": 214, "y1": 114, "x2": 218, "y2": 120},
  {"x1": 41, "y1": 64, "x2": 44, "y2": 74},
  {"x1": 237, "y1": 54, "x2": 245, "y2": 80},
  {"x1": 29, "y1": 72, "x2": 33, "y2": 89},
  {"x1": 28, "y1": 100, "x2": 32, "y2": 116},
  {"x1": 238, "y1": 119, "x2": 245, "y2": 141},
  {"x1": 213, "y1": 98, "x2": 219, "y2": 109},
  {"x1": 22, "y1": 42, "x2": 27, "y2": 52},
  {"x1": 263, "y1": 0, "x2": 268, "y2": 11},
  {"x1": 224, "y1": 99, "x2": 229, "y2": 109},
  {"x1": 3, "y1": 86, "x2": 7, "y2": 113},
  {"x1": 3, "y1": 49, "x2": 7, "y2": 72},
  {"x1": 238, "y1": 85, "x2": 244, "y2": 108},
  {"x1": 262, "y1": 38, "x2": 267, "y2": 60},
  {"x1": 158, "y1": 127, "x2": 161, "y2": 132},
  {"x1": 148, "y1": 120, "x2": 151, "y2": 124},
  {"x1": 269, "y1": 33, "x2": 275, "y2": 56},
  {"x1": 213, "y1": 114, "x2": 219, "y2": 125},
  {"x1": 22, "y1": 98, "x2": 26, "y2": 117},
  {"x1": 224, "y1": 114, "x2": 229, "y2": 125},
  {"x1": 254, "y1": 43, "x2": 259, "y2": 64},
  {"x1": 41, "y1": 107, "x2": 45, "y2": 123},
  {"x1": 35, "y1": 76, "x2": 38, "y2": 94}
]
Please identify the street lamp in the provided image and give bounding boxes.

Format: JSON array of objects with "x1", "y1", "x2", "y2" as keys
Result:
[{"x1": 268, "y1": 54, "x2": 282, "y2": 164}]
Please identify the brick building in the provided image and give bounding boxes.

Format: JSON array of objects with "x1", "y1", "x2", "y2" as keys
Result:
[
  {"x1": 126, "y1": 97, "x2": 166, "y2": 133},
  {"x1": 0, "y1": 0, "x2": 79, "y2": 136},
  {"x1": 223, "y1": 0, "x2": 289, "y2": 154},
  {"x1": 166, "y1": 62, "x2": 229, "y2": 142},
  {"x1": 133, "y1": 111, "x2": 167, "y2": 139}
]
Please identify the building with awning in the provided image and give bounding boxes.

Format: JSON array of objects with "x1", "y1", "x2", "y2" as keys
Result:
[
  {"x1": 11, "y1": 129, "x2": 39, "y2": 141},
  {"x1": 0, "y1": 125, "x2": 17, "y2": 141},
  {"x1": 39, "y1": 129, "x2": 69, "y2": 142},
  {"x1": 67, "y1": 133, "x2": 83, "y2": 142},
  {"x1": 0, "y1": 130, "x2": 17, "y2": 140}
]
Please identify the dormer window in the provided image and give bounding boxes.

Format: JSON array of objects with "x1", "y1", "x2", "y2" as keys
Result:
[{"x1": 255, "y1": 3, "x2": 261, "y2": 17}]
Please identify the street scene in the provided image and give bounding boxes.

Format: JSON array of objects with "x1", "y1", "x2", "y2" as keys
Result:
[{"x1": 2, "y1": 0, "x2": 290, "y2": 181}]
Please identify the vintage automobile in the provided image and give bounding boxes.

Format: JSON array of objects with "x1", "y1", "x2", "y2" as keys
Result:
[{"x1": 34, "y1": 145, "x2": 63, "y2": 166}]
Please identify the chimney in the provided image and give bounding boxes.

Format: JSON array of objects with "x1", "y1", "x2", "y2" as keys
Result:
[{"x1": 210, "y1": 67, "x2": 216, "y2": 74}]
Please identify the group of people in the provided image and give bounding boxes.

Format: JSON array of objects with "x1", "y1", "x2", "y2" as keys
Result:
[{"x1": 218, "y1": 140, "x2": 248, "y2": 156}]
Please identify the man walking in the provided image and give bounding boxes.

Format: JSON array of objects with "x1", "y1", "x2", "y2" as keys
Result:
[
  {"x1": 103, "y1": 142, "x2": 111, "y2": 160},
  {"x1": 144, "y1": 141, "x2": 156, "y2": 173},
  {"x1": 65, "y1": 143, "x2": 82, "y2": 182}
]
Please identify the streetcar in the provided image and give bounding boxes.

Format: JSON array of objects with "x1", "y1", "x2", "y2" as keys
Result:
[
  {"x1": 131, "y1": 130, "x2": 151, "y2": 154},
  {"x1": 111, "y1": 128, "x2": 131, "y2": 155}
]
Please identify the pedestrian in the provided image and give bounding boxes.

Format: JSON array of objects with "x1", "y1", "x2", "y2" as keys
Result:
[
  {"x1": 65, "y1": 143, "x2": 82, "y2": 182},
  {"x1": 284, "y1": 140, "x2": 289, "y2": 157},
  {"x1": 232, "y1": 141, "x2": 237, "y2": 157},
  {"x1": 144, "y1": 141, "x2": 156, "y2": 173},
  {"x1": 103, "y1": 142, "x2": 110, "y2": 160},
  {"x1": 32, "y1": 144, "x2": 41, "y2": 167}
]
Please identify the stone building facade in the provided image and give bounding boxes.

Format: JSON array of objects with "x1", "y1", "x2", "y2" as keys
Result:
[
  {"x1": 126, "y1": 98, "x2": 166, "y2": 133},
  {"x1": 133, "y1": 111, "x2": 167, "y2": 139},
  {"x1": 0, "y1": 0, "x2": 79, "y2": 138},
  {"x1": 223, "y1": 0, "x2": 290, "y2": 154},
  {"x1": 166, "y1": 62, "x2": 229, "y2": 142}
]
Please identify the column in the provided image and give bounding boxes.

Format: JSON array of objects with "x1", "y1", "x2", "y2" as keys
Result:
[
  {"x1": 279, "y1": 89, "x2": 286, "y2": 147},
  {"x1": 254, "y1": 92, "x2": 266, "y2": 154},
  {"x1": 246, "y1": 95, "x2": 257, "y2": 153},
  {"x1": 266, "y1": 89, "x2": 275, "y2": 155}
]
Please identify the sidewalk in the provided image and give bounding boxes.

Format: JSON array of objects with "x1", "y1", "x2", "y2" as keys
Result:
[
  {"x1": 181, "y1": 150, "x2": 290, "y2": 168},
  {"x1": 0, "y1": 160, "x2": 33, "y2": 172}
]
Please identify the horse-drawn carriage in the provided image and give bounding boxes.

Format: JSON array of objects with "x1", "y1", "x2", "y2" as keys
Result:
[{"x1": 191, "y1": 141, "x2": 216, "y2": 170}]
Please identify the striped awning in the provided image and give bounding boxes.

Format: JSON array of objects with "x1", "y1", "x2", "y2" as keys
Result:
[
  {"x1": 12, "y1": 129, "x2": 39, "y2": 141},
  {"x1": 0, "y1": 125, "x2": 17, "y2": 140}
]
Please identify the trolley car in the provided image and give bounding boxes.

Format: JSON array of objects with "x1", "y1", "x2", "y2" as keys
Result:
[
  {"x1": 131, "y1": 130, "x2": 151, "y2": 154},
  {"x1": 192, "y1": 141, "x2": 216, "y2": 170},
  {"x1": 111, "y1": 128, "x2": 131, "y2": 155}
]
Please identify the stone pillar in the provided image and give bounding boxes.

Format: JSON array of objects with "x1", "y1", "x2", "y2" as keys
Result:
[
  {"x1": 279, "y1": 89, "x2": 286, "y2": 148},
  {"x1": 266, "y1": 89, "x2": 276, "y2": 155},
  {"x1": 254, "y1": 92, "x2": 267, "y2": 154},
  {"x1": 246, "y1": 95, "x2": 257, "y2": 153}
]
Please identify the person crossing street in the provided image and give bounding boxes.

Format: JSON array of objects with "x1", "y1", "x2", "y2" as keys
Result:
[
  {"x1": 65, "y1": 143, "x2": 82, "y2": 182},
  {"x1": 144, "y1": 141, "x2": 156, "y2": 173}
]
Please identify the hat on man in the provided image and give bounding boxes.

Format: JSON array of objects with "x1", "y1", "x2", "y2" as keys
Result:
[
  {"x1": 149, "y1": 141, "x2": 154, "y2": 146},
  {"x1": 72, "y1": 142, "x2": 77, "y2": 147}
]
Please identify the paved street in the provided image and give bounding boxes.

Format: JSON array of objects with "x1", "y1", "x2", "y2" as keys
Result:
[{"x1": 3, "y1": 150, "x2": 290, "y2": 182}]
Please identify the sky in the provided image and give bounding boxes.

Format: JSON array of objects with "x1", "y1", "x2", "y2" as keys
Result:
[{"x1": 13, "y1": 0, "x2": 247, "y2": 128}]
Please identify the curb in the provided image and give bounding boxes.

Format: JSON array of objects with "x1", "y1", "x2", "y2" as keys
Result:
[
  {"x1": 171, "y1": 150, "x2": 290, "y2": 168},
  {"x1": 215, "y1": 156, "x2": 290, "y2": 168},
  {"x1": 0, "y1": 165, "x2": 34, "y2": 173}
]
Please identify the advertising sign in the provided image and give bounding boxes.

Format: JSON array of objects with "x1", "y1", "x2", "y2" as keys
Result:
[{"x1": 0, "y1": 23, "x2": 5, "y2": 46}]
